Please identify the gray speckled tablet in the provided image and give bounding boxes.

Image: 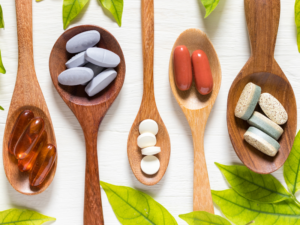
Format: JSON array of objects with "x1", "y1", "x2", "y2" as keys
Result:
[
  {"x1": 235, "y1": 82, "x2": 261, "y2": 120},
  {"x1": 66, "y1": 30, "x2": 100, "y2": 54},
  {"x1": 58, "y1": 67, "x2": 94, "y2": 86},
  {"x1": 244, "y1": 126, "x2": 280, "y2": 157},
  {"x1": 66, "y1": 51, "x2": 88, "y2": 69},
  {"x1": 248, "y1": 112, "x2": 283, "y2": 140},
  {"x1": 259, "y1": 93, "x2": 288, "y2": 125},
  {"x1": 85, "y1": 69, "x2": 117, "y2": 96},
  {"x1": 85, "y1": 47, "x2": 120, "y2": 68},
  {"x1": 81, "y1": 63, "x2": 104, "y2": 85}
]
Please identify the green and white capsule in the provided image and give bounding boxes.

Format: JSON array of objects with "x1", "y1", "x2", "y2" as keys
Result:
[
  {"x1": 244, "y1": 127, "x2": 280, "y2": 157},
  {"x1": 248, "y1": 112, "x2": 283, "y2": 140},
  {"x1": 235, "y1": 82, "x2": 261, "y2": 120}
]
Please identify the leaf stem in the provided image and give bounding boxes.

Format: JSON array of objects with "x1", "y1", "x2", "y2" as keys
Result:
[
  {"x1": 245, "y1": 221, "x2": 254, "y2": 225},
  {"x1": 291, "y1": 195, "x2": 300, "y2": 208}
]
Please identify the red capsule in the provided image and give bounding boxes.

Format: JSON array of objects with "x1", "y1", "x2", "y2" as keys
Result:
[
  {"x1": 30, "y1": 144, "x2": 57, "y2": 187},
  {"x1": 174, "y1": 45, "x2": 193, "y2": 91},
  {"x1": 18, "y1": 131, "x2": 47, "y2": 172},
  {"x1": 192, "y1": 50, "x2": 213, "y2": 95},
  {"x1": 8, "y1": 110, "x2": 34, "y2": 155},
  {"x1": 14, "y1": 117, "x2": 45, "y2": 160}
]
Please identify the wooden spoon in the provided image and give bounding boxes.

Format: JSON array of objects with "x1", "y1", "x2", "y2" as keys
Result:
[
  {"x1": 227, "y1": 0, "x2": 297, "y2": 174},
  {"x1": 49, "y1": 26, "x2": 125, "y2": 224},
  {"x1": 127, "y1": 0, "x2": 171, "y2": 186},
  {"x1": 2, "y1": 0, "x2": 57, "y2": 195},
  {"x1": 169, "y1": 29, "x2": 222, "y2": 213}
]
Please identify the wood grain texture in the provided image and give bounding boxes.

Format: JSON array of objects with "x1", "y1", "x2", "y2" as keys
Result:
[
  {"x1": 49, "y1": 25, "x2": 126, "y2": 224},
  {"x1": 2, "y1": 0, "x2": 57, "y2": 195},
  {"x1": 127, "y1": 0, "x2": 171, "y2": 186},
  {"x1": 227, "y1": 0, "x2": 297, "y2": 174},
  {"x1": 169, "y1": 29, "x2": 222, "y2": 213}
]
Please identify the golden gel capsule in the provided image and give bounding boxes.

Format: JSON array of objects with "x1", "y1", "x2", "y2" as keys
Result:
[
  {"x1": 8, "y1": 110, "x2": 34, "y2": 155},
  {"x1": 30, "y1": 144, "x2": 57, "y2": 187},
  {"x1": 14, "y1": 118, "x2": 45, "y2": 160},
  {"x1": 18, "y1": 131, "x2": 47, "y2": 172}
]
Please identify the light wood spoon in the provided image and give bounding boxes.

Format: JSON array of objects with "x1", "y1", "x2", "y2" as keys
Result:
[
  {"x1": 127, "y1": 0, "x2": 171, "y2": 186},
  {"x1": 2, "y1": 0, "x2": 57, "y2": 195},
  {"x1": 227, "y1": 0, "x2": 297, "y2": 174},
  {"x1": 49, "y1": 25, "x2": 126, "y2": 224},
  {"x1": 169, "y1": 29, "x2": 222, "y2": 213}
]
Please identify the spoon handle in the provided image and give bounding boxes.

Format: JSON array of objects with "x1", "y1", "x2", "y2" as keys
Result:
[
  {"x1": 245, "y1": 0, "x2": 280, "y2": 69},
  {"x1": 141, "y1": 0, "x2": 155, "y2": 101},
  {"x1": 82, "y1": 122, "x2": 104, "y2": 225},
  {"x1": 187, "y1": 109, "x2": 214, "y2": 213}
]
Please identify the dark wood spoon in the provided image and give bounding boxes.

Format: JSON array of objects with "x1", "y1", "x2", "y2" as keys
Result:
[
  {"x1": 49, "y1": 25, "x2": 126, "y2": 225},
  {"x1": 3, "y1": 0, "x2": 57, "y2": 195},
  {"x1": 227, "y1": 0, "x2": 297, "y2": 174}
]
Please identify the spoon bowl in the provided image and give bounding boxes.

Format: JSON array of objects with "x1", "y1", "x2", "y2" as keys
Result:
[
  {"x1": 3, "y1": 0, "x2": 57, "y2": 195},
  {"x1": 49, "y1": 25, "x2": 125, "y2": 224},
  {"x1": 227, "y1": 0, "x2": 297, "y2": 174},
  {"x1": 169, "y1": 28, "x2": 222, "y2": 213}
]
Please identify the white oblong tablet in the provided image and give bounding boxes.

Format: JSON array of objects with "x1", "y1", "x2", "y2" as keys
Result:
[
  {"x1": 141, "y1": 156, "x2": 160, "y2": 175},
  {"x1": 137, "y1": 133, "x2": 156, "y2": 148},
  {"x1": 85, "y1": 69, "x2": 117, "y2": 96},
  {"x1": 142, "y1": 147, "x2": 161, "y2": 156},
  {"x1": 66, "y1": 30, "x2": 100, "y2": 53},
  {"x1": 58, "y1": 67, "x2": 93, "y2": 86},
  {"x1": 66, "y1": 51, "x2": 88, "y2": 69},
  {"x1": 85, "y1": 47, "x2": 120, "y2": 67},
  {"x1": 81, "y1": 63, "x2": 104, "y2": 85},
  {"x1": 139, "y1": 119, "x2": 158, "y2": 135}
]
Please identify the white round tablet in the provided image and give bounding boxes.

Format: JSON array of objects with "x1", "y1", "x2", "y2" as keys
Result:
[
  {"x1": 141, "y1": 156, "x2": 160, "y2": 175},
  {"x1": 139, "y1": 119, "x2": 159, "y2": 135},
  {"x1": 142, "y1": 146, "x2": 161, "y2": 155},
  {"x1": 137, "y1": 133, "x2": 156, "y2": 148}
]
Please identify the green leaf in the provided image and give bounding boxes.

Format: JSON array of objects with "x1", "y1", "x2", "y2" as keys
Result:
[
  {"x1": 0, "y1": 50, "x2": 6, "y2": 74},
  {"x1": 0, "y1": 106, "x2": 4, "y2": 110},
  {"x1": 200, "y1": 0, "x2": 220, "y2": 18},
  {"x1": 296, "y1": 0, "x2": 300, "y2": 52},
  {"x1": 101, "y1": 181, "x2": 178, "y2": 225},
  {"x1": 212, "y1": 189, "x2": 300, "y2": 225},
  {"x1": 63, "y1": 0, "x2": 89, "y2": 30},
  {"x1": 0, "y1": 209, "x2": 56, "y2": 225},
  {"x1": 98, "y1": 0, "x2": 123, "y2": 26},
  {"x1": 0, "y1": 5, "x2": 4, "y2": 28},
  {"x1": 215, "y1": 163, "x2": 291, "y2": 203},
  {"x1": 179, "y1": 211, "x2": 231, "y2": 225},
  {"x1": 284, "y1": 130, "x2": 300, "y2": 194}
]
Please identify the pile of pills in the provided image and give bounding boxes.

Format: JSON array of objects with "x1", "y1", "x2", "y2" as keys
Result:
[
  {"x1": 235, "y1": 82, "x2": 288, "y2": 157},
  {"x1": 137, "y1": 119, "x2": 161, "y2": 175},
  {"x1": 58, "y1": 30, "x2": 121, "y2": 97}
]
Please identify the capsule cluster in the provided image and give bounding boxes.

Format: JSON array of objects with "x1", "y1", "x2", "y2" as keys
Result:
[{"x1": 8, "y1": 110, "x2": 57, "y2": 187}]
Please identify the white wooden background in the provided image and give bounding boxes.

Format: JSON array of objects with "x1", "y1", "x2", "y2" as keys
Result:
[{"x1": 0, "y1": 0, "x2": 299, "y2": 224}]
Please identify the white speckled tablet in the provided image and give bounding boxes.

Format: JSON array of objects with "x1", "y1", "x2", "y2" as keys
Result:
[
  {"x1": 248, "y1": 112, "x2": 283, "y2": 140},
  {"x1": 244, "y1": 126, "x2": 280, "y2": 157},
  {"x1": 259, "y1": 93, "x2": 288, "y2": 125},
  {"x1": 85, "y1": 47, "x2": 120, "y2": 67},
  {"x1": 142, "y1": 147, "x2": 161, "y2": 156},
  {"x1": 81, "y1": 63, "x2": 104, "y2": 85},
  {"x1": 85, "y1": 69, "x2": 117, "y2": 96},
  {"x1": 141, "y1": 156, "x2": 160, "y2": 175},
  {"x1": 66, "y1": 51, "x2": 88, "y2": 69},
  {"x1": 66, "y1": 30, "x2": 100, "y2": 53},
  {"x1": 137, "y1": 133, "x2": 157, "y2": 148},
  {"x1": 235, "y1": 82, "x2": 261, "y2": 120},
  {"x1": 139, "y1": 119, "x2": 159, "y2": 135},
  {"x1": 58, "y1": 67, "x2": 93, "y2": 86}
]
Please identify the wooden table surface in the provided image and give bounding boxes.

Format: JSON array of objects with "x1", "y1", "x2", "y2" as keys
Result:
[{"x1": 0, "y1": 0, "x2": 299, "y2": 224}]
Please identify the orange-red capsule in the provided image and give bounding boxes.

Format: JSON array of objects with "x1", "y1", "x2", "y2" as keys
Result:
[
  {"x1": 192, "y1": 50, "x2": 213, "y2": 95},
  {"x1": 29, "y1": 144, "x2": 57, "y2": 187},
  {"x1": 18, "y1": 131, "x2": 47, "y2": 172},
  {"x1": 14, "y1": 117, "x2": 45, "y2": 160},
  {"x1": 8, "y1": 110, "x2": 34, "y2": 155}
]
